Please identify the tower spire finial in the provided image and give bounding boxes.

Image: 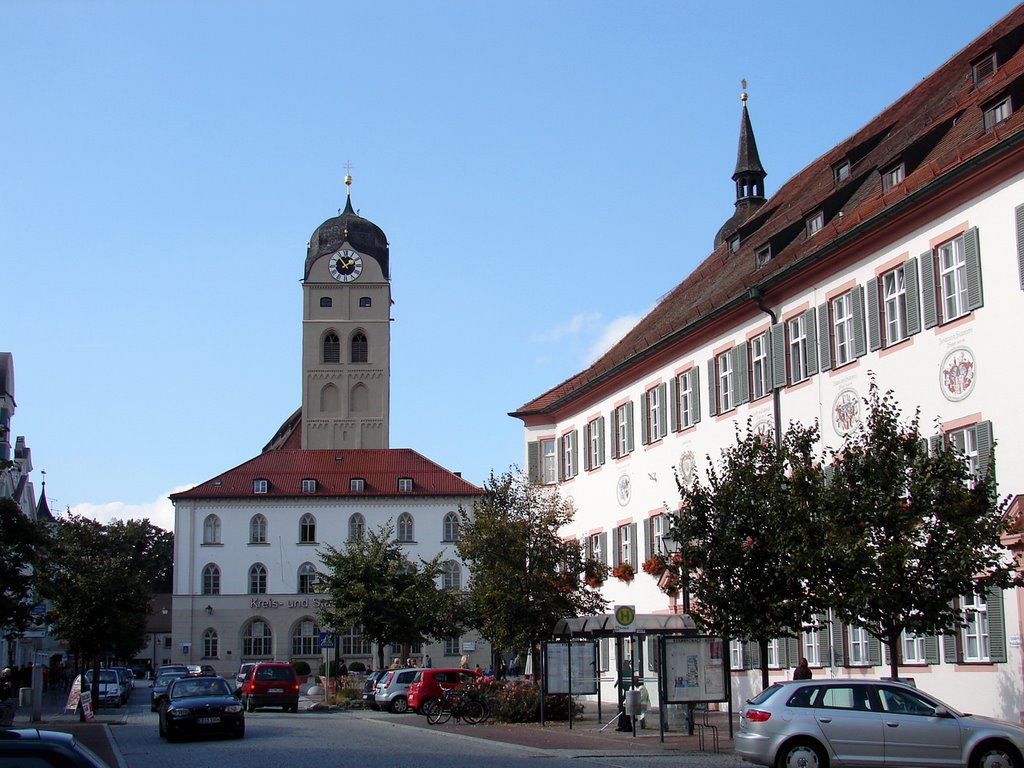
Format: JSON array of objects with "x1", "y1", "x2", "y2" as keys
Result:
[
  {"x1": 344, "y1": 161, "x2": 353, "y2": 196},
  {"x1": 741, "y1": 78, "x2": 748, "y2": 103}
]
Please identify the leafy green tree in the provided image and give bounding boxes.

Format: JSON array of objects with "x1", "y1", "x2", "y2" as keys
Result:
[
  {"x1": 456, "y1": 470, "x2": 607, "y2": 667},
  {"x1": 820, "y1": 382, "x2": 1020, "y2": 679},
  {"x1": 671, "y1": 421, "x2": 826, "y2": 688},
  {"x1": 316, "y1": 522, "x2": 456, "y2": 669},
  {"x1": 0, "y1": 497, "x2": 48, "y2": 644}
]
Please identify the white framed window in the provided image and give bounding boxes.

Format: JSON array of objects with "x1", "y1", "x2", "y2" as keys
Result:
[
  {"x1": 806, "y1": 210, "x2": 824, "y2": 237},
  {"x1": 676, "y1": 369, "x2": 697, "y2": 429},
  {"x1": 589, "y1": 533, "x2": 604, "y2": 564},
  {"x1": 902, "y1": 631, "x2": 927, "y2": 664},
  {"x1": 766, "y1": 639, "x2": 780, "y2": 668},
  {"x1": 984, "y1": 97, "x2": 1012, "y2": 131},
  {"x1": 541, "y1": 438, "x2": 557, "y2": 484},
  {"x1": 298, "y1": 562, "x2": 317, "y2": 594},
  {"x1": 788, "y1": 315, "x2": 809, "y2": 383},
  {"x1": 802, "y1": 629, "x2": 821, "y2": 667},
  {"x1": 882, "y1": 163, "x2": 904, "y2": 191},
  {"x1": 292, "y1": 619, "x2": 318, "y2": 656},
  {"x1": 398, "y1": 477, "x2": 413, "y2": 492},
  {"x1": 948, "y1": 425, "x2": 980, "y2": 481},
  {"x1": 562, "y1": 433, "x2": 576, "y2": 478},
  {"x1": 443, "y1": 511, "x2": 459, "y2": 542},
  {"x1": 299, "y1": 513, "x2": 316, "y2": 543},
  {"x1": 442, "y1": 560, "x2": 461, "y2": 590},
  {"x1": 755, "y1": 244, "x2": 771, "y2": 268},
  {"x1": 243, "y1": 619, "x2": 272, "y2": 657},
  {"x1": 750, "y1": 333, "x2": 770, "y2": 399},
  {"x1": 398, "y1": 512, "x2": 415, "y2": 542},
  {"x1": 253, "y1": 479, "x2": 268, "y2": 494},
  {"x1": 444, "y1": 637, "x2": 461, "y2": 656},
  {"x1": 961, "y1": 592, "x2": 990, "y2": 662},
  {"x1": 730, "y1": 640, "x2": 743, "y2": 670},
  {"x1": 301, "y1": 478, "x2": 317, "y2": 493},
  {"x1": 348, "y1": 513, "x2": 365, "y2": 541},
  {"x1": 617, "y1": 524, "x2": 632, "y2": 565},
  {"x1": 203, "y1": 629, "x2": 218, "y2": 658},
  {"x1": 202, "y1": 564, "x2": 220, "y2": 595},
  {"x1": 716, "y1": 351, "x2": 734, "y2": 412},
  {"x1": 882, "y1": 266, "x2": 908, "y2": 346},
  {"x1": 652, "y1": 514, "x2": 667, "y2": 555},
  {"x1": 848, "y1": 625, "x2": 869, "y2": 666},
  {"x1": 341, "y1": 626, "x2": 372, "y2": 656},
  {"x1": 350, "y1": 477, "x2": 365, "y2": 492},
  {"x1": 587, "y1": 417, "x2": 604, "y2": 469},
  {"x1": 249, "y1": 563, "x2": 267, "y2": 595},
  {"x1": 832, "y1": 292, "x2": 855, "y2": 366},
  {"x1": 614, "y1": 403, "x2": 633, "y2": 457},
  {"x1": 203, "y1": 514, "x2": 221, "y2": 545},
  {"x1": 250, "y1": 514, "x2": 267, "y2": 544},
  {"x1": 939, "y1": 235, "x2": 969, "y2": 321},
  {"x1": 646, "y1": 386, "x2": 663, "y2": 440}
]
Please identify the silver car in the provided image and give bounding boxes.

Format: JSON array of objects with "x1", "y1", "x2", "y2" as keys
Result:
[
  {"x1": 374, "y1": 668, "x2": 419, "y2": 714},
  {"x1": 736, "y1": 678, "x2": 1024, "y2": 768}
]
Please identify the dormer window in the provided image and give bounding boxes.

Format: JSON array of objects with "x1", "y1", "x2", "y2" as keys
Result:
[
  {"x1": 253, "y1": 479, "x2": 268, "y2": 494},
  {"x1": 973, "y1": 51, "x2": 997, "y2": 87},
  {"x1": 832, "y1": 160, "x2": 851, "y2": 184},
  {"x1": 398, "y1": 477, "x2": 413, "y2": 493},
  {"x1": 881, "y1": 163, "x2": 904, "y2": 191},
  {"x1": 755, "y1": 244, "x2": 771, "y2": 269},
  {"x1": 350, "y1": 478, "x2": 365, "y2": 492},
  {"x1": 728, "y1": 235, "x2": 741, "y2": 254},
  {"x1": 805, "y1": 210, "x2": 824, "y2": 237},
  {"x1": 983, "y1": 95, "x2": 1012, "y2": 131},
  {"x1": 301, "y1": 479, "x2": 317, "y2": 493}
]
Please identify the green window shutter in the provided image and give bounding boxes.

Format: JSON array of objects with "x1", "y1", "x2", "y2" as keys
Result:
[
  {"x1": 866, "y1": 277, "x2": 881, "y2": 351},
  {"x1": 625, "y1": 401, "x2": 635, "y2": 453},
  {"x1": 929, "y1": 435, "x2": 943, "y2": 456},
  {"x1": 612, "y1": 527, "x2": 620, "y2": 567},
  {"x1": 732, "y1": 345, "x2": 750, "y2": 405},
  {"x1": 921, "y1": 251, "x2": 938, "y2": 328},
  {"x1": 831, "y1": 622, "x2": 845, "y2": 667},
  {"x1": 818, "y1": 619, "x2": 831, "y2": 668},
  {"x1": 640, "y1": 391, "x2": 650, "y2": 446},
  {"x1": 629, "y1": 523, "x2": 638, "y2": 567},
  {"x1": 904, "y1": 257, "x2": 922, "y2": 336},
  {"x1": 599, "y1": 532, "x2": 608, "y2": 566},
  {"x1": 527, "y1": 441, "x2": 540, "y2": 484},
  {"x1": 868, "y1": 636, "x2": 882, "y2": 666},
  {"x1": 598, "y1": 416, "x2": 606, "y2": 465},
  {"x1": 804, "y1": 308, "x2": 819, "y2": 375},
  {"x1": 610, "y1": 412, "x2": 618, "y2": 460},
  {"x1": 818, "y1": 302, "x2": 832, "y2": 371},
  {"x1": 691, "y1": 367, "x2": 701, "y2": 424},
  {"x1": 771, "y1": 324, "x2": 787, "y2": 388},
  {"x1": 987, "y1": 585, "x2": 1006, "y2": 663},
  {"x1": 853, "y1": 285, "x2": 867, "y2": 358},
  {"x1": 925, "y1": 635, "x2": 939, "y2": 665},
  {"x1": 943, "y1": 633, "x2": 958, "y2": 664},
  {"x1": 786, "y1": 637, "x2": 799, "y2": 668},
  {"x1": 582, "y1": 423, "x2": 591, "y2": 472},
  {"x1": 707, "y1": 359, "x2": 718, "y2": 417},
  {"x1": 976, "y1": 420, "x2": 994, "y2": 481},
  {"x1": 644, "y1": 518, "x2": 653, "y2": 560},
  {"x1": 556, "y1": 436, "x2": 564, "y2": 481},
  {"x1": 669, "y1": 376, "x2": 679, "y2": 432},
  {"x1": 1017, "y1": 204, "x2": 1024, "y2": 291},
  {"x1": 570, "y1": 430, "x2": 579, "y2": 478},
  {"x1": 963, "y1": 227, "x2": 984, "y2": 312},
  {"x1": 745, "y1": 641, "x2": 761, "y2": 670},
  {"x1": 658, "y1": 383, "x2": 668, "y2": 438}
]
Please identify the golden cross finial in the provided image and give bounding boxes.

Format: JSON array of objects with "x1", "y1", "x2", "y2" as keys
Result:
[
  {"x1": 741, "y1": 79, "x2": 748, "y2": 103},
  {"x1": 344, "y1": 161, "x2": 353, "y2": 195}
]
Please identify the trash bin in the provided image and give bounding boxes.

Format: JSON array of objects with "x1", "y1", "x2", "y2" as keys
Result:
[
  {"x1": 18, "y1": 687, "x2": 31, "y2": 707},
  {"x1": 624, "y1": 689, "x2": 642, "y2": 716}
]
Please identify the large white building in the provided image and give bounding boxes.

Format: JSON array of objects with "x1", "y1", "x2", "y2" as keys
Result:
[
  {"x1": 513, "y1": 6, "x2": 1024, "y2": 720},
  {"x1": 171, "y1": 183, "x2": 483, "y2": 674}
]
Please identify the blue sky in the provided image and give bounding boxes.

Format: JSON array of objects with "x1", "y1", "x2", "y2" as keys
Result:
[{"x1": 2, "y1": 1, "x2": 1017, "y2": 530}]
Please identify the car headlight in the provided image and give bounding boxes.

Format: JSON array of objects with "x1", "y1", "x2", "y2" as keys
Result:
[
  {"x1": 225, "y1": 704, "x2": 242, "y2": 713},
  {"x1": 167, "y1": 707, "x2": 191, "y2": 716}
]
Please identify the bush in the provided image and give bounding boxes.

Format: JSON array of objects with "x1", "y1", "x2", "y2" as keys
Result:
[
  {"x1": 292, "y1": 660, "x2": 311, "y2": 676},
  {"x1": 348, "y1": 661, "x2": 366, "y2": 673},
  {"x1": 468, "y1": 677, "x2": 582, "y2": 723},
  {"x1": 336, "y1": 686, "x2": 361, "y2": 700}
]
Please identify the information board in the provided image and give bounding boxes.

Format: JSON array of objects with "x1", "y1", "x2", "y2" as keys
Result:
[
  {"x1": 544, "y1": 640, "x2": 598, "y2": 695},
  {"x1": 661, "y1": 636, "x2": 727, "y2": 703}
]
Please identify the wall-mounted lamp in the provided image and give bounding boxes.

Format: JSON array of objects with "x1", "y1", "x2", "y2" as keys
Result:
[
  {"x1": 205, "y1": 605, "x2": 213, "y2": 615},
  {"x1": 161, "y1": 607, "x2": 169, "y2": 616}
]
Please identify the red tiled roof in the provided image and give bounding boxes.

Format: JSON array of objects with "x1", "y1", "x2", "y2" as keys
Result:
[
  {"x1": 512, "y1": 6, "x2": 1024, "y2": 419},
  {"x1": 170, "y1": 448, "x2": 482, "y2": 500}
]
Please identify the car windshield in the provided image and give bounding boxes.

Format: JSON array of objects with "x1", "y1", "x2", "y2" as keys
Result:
[
  {"x1": 747, "y1": 683, "x2": 783, "y2": 705},
  {"x1": 171, "y1": 678, "x2": 231, "y2": 698},
  {"x1": 85, "y1": 670, "x2": 118, "y2": 684},
  {"x1": 155, "y1": 674, "x2": 185, "y2": 687}
]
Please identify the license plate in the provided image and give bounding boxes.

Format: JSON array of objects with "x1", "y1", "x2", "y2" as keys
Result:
[
  {"x1": 197, "y1": 717, "x2": 220, "y2": 724},
  {"x1": 269, "y1": 688, "x2": 283, "y2": 693}
]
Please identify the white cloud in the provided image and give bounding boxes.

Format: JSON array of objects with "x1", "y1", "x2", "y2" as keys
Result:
[
  {"x1": 67, "y1": 486, "x2": 192, "y2": 532},
  {"x1": 586, "y1": 313, "x2": 645, "y2": 363},
  {"x1": 530, "y1": 312, "x2": 601, "y2": 344}
]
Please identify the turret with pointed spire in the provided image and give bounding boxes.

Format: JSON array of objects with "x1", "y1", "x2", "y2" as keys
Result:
[{"x1": 714, "y1": 81, "x2": 768, "y2": 249}]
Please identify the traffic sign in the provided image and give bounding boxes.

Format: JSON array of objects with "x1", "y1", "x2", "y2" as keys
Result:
[
  {"x1": 614, "y1": 604, "x2": 636, "y2": 632},
  {"x1": 319, "y1": 632, "x2": 335, "y2": 649}
]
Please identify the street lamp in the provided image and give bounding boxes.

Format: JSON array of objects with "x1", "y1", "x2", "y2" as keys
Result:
[{"x1": 205, "y1": 605, "x2": 213, "y2": 616}]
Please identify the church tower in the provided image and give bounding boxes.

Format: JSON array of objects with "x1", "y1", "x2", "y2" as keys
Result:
[
  {"x1": 300, "y1": 177, "x2": 391, "y2": 449},
  {"x1": 714, "y1": 82, "x2": 768, "y2": 249}
]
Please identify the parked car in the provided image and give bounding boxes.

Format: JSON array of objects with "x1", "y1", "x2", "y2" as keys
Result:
[
  {"x1": 158, "y1": 675, "x2": 244, "y2": 742},
  {"x1": 736, "y1": 678, "x2": 1024, "y2": 768},
  {"x1": 406, "y1": 668, "x2": 479, "y2": 714},
  {"x1": 0, "y1": 728, "x2": 112, "y2": 768},
  {"x1": 150, "y1": 671, "x2": 189, "y2": 712},
  {"x1": 156, "y1": 664, "x2": 190, "y2": 677},
  {"x1": 106, "y1": 667, "x2": 131, "y2": 703},
  {"x1": 82, "y1": 670, "x2": 123, "y2": 708},
  {"x1": 233, "y1": 663, "x2": 256, "y2": 692},
  {"x1": 361, "y1": 669, "x2": 388, "y2": 710},
  {"x1": 199, "y1": 664, "x2": 217, "y2": 676},
  {"x1": 374, "y1": 668, "x2": 420, "y2": 714},
  {"x1": 239, "y1": 662, "x2": 299, "y2": 712}
]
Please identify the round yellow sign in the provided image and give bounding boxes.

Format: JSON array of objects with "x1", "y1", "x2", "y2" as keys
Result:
[{"x1": 615, "y1": 605, "x2": 636, "y2": 627}]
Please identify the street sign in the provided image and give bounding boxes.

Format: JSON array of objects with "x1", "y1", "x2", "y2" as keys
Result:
[
  {"x1": 613, "y1": 604, "x2": 636, "y2": 632},
  {"x1": 319, "y1": 632, "x2": 335, "y2": 649}
]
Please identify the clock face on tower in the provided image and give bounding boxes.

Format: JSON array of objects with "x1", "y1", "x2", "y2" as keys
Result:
[{"x1": 328, "y1": 248, "x2": 363, "y2": 282}]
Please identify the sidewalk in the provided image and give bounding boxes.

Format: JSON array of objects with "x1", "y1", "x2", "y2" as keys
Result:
[{"x1": 7, "y1": 688, "x2": 125, "y2": 768}]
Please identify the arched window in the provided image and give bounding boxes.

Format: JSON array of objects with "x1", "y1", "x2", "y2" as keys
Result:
[
  {"x1": 242, "y1": 619, "x2": 272, "y2": 657},
  {"x1": 351, "y1": 332, "x2": 368, "y2": 363},
  {"x1": 249, "y1": 563, "x2": 268, "y2": 594},
  {"x1": 442, "y1": 560, "x2": 461, "y2": 590},
  {"x1": 202, "y1": 564, "x2": 221, "y2": 595},
  {"x1": 348, "y1": 513, "x2": 366, "y2": 541},
  {"x1": 292, "y1": 618, "x2": 319, "y2": 656},
  {"x1": 300, "y1": 514, "x2": 317, "y2": 543},
  {"x1": 250, "y1": 514, "x2": 267, "y2": 544},
  {"x1": 203, "y1": 514, "x2": 221, "y2": 544},
  {"x1": 323, "y1": 332, "x2": 340, "y2": 363},
  {"x1": 298, "y1": 563, "x2": 317, "y2": 594},
  {"x1": 443, "y1": 512, "x2": 460, "y2": 542},
  {"x1": 397, "y1": 512, "x2": 415, "y2": 543},
  {"x1": 203, "y1": 628, "x2": 219, "y2": 658},
  {"x1": 320, "y1": 297, "x2": 332, "y2": 308}
]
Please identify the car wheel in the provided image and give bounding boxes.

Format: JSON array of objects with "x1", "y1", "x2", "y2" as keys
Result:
[
  {"x1": 234, "y1": 724, "x2": 245, "y2": 739},
  {"x1": 245, "y1": 696, "x2": 255, "y2": 713},
  {"x1": 776, "y1": 739, "x2": 827, "y2": 768},
  {"x1": 390, "y1": 696, "x2": 409, "y2": 714},
  {"x1": 971, "y1": 741, "x2": 1022, "y2": 768},
  {"x1": 289, "y1": 702, "x2": 299, "y2": 713}
]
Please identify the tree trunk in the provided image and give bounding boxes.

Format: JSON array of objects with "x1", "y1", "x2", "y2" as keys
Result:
[
  {"x1": 887, "y1": 637, "x2": 900, "y2": 681},
  {"x1": 758, "y1": 638, "x2": 770, "y2": 690}
]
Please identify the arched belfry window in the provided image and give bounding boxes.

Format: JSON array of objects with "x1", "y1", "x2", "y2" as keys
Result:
[
  {"x1": 351, "y1": 332, "x2": 368, "y2": 363},
  {"x1": 323, "y1": 332, "x2": 340, "y2": 363}
]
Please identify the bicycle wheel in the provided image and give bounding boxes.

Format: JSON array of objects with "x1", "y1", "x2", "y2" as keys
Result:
[
  {"x1": 461, "y1": 698, "x2": 486, "y2": 724},
  {"x1": 425, "y1": 699, "x2": 451, "y2": 725}
]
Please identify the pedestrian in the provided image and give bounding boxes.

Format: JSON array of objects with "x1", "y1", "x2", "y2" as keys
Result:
[
  {"x1": 406, "y1": 657, "x2": 418, "y2": 668},
  {"x1": 0, "y1": 669, "x2": 13, "y2": 701},
  {"x1": 390, "y1": 657, "x2": 403, "y2": 669},
  {"x1": 423, "y1": 654, "x2": 432, "y2": 668},
  {"x1": 497, "y1": 659, "x2": 506, "y2": 679},
  {"x1": 337, "y1": 658, "x2": 348, "y2": 677},
  {"x1": 793, "y1": 657, "x2": 813, "y2": 680},
  {"x1": 473, "y1": 663, "x2": 482, "y2": 675},
  {"x1": 459, "y1": 655, "x2": 469, "y2": 669}
]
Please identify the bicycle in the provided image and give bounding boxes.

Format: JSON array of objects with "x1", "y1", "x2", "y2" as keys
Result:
[{"x1": 424, "y1": 685, "x2": 487, "y2": 725}]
